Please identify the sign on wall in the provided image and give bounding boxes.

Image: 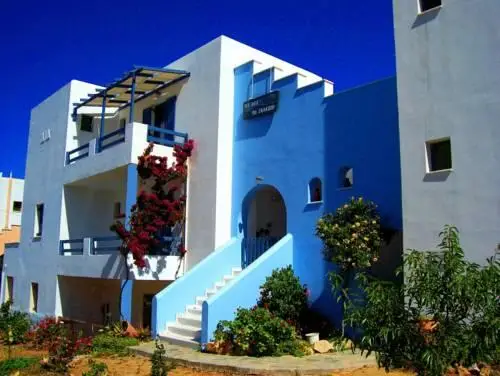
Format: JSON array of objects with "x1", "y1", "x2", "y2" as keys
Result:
[{"x1": 243, "y1": 91, "x2": 279, "y2": 120}]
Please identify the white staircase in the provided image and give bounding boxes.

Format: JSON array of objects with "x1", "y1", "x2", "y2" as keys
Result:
[{"x1": 159, "y1": 267, "x2": 242, "y2": 348}]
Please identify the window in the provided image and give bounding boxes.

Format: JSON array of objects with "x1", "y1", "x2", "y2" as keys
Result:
[
  {"x1": 12, "y1": 201, "x2": 22, "y2": 212},
  {"x1": 113, "y1": 202, "x2": 124, "y2": 219},
  {"x1": 34, "y1": 203, "x2": 44, "y2": 237},
  {"x1": 339, "y1": 166, "x2": 354, "y2": 188},
  {"x1": 308, "y1": 178, "x2": 322, "y2": 203},
  {"x1": 80, "y1": 115, "x2": 93, "y2": 132},
  {"x1": 419, "y1": 0, "x2": 441, "y2": 13},
  {"x1": 426, "y1": 138, "x2": 452, "y2": 172},
  {"x1": 5, "y1": 276, "x2": 13, "y2": 303},
  {"x1": 30, "y1": 282, "x2": 39, "y2": 313}
]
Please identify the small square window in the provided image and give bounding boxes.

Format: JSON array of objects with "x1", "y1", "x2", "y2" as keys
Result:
[
  {"x1": 419, "y1": 0, "x2": 441, "y2": 13},
  {"x1": 80, "y1": 115, "x2": 93, "y2": 132},
  {"x1": 426, "y1": 138, "x2": 452, "y2": 172},
  {"x1": 30, "y1": 282, "x2": 39, "y2": 313},
  {"x1": 12, "y1": 201, "x2": 22, "y2": 212}
]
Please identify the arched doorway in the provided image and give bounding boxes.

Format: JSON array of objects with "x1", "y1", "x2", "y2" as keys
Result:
[{"x1": 241, "y1": 185, "x2": 287, "y2": 267}]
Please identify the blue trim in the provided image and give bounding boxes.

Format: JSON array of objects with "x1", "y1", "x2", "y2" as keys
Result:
[
  {"x1": 97, "y1": 128, "x2": 126, "y2": 152},
  {"x1": 92, "y1": 235, "x2": 121, "y2": 255},
  {"x1": 99, "y1": 90, "x2": 107, "y2": 152},
  {"x1": 66, "y1": 143, "x2": 90, "y2": 165},
  {"x1": 59, "y1": 239, "x2": 84, "y2": 255},
  {"x1": 125, "y1": 164, "x2": 138, "y2": 229},
  {"x1": 121, "y1": 280, "x2": 133, "y2": 323},
  {"x1": 129, "y1": 74, "x2": 136, "y2": 123},
  {"x1": 146, "y1": 126, "x2": 188, "y2": 147}
]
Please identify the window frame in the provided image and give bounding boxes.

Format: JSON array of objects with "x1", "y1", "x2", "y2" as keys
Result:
[
  {"x1": 30, "y1": 282, "x2": 39, "y2": 313},
  {"x1": 418, "y1": 0, "x2": 442, "y2": 14},
  {"x1": 339, "y1": 166, "x2": 354, "y2": 189},
  {"x1": 12, "y1": 201, "x2": 22, "y2": 212},
  {"x1": 425, "y1": 138, "x2": 452, "y2": 173},
  {"x1": 80, "y1": 114, "x2": 94, "y2": 132},
  {"x1": 34, "y1": 203, "x2": 44, "y2": 238}
]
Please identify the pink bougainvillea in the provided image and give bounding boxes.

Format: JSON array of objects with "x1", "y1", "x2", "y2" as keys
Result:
[{"x1": 111, "y1": 140, "x2": 194, "y2": 268}]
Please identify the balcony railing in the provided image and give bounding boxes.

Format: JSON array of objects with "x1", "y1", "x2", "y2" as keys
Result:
[
  {"x1": 97, "y1": 127, "x2": 126, "y2": 152},
  {"x1": 64, "y1": 123, "x2": 189, "y2": 166},
  {"x1": 65, "y1": 143, "x2": 90, "y2": 165},
  {"x1": 59, "y1": 235, "x2": 182, "y2": 256},
  {"x1": 242, "y1": 236, "x2": 279, "y2": 268},
  {"x1": 147, "y1": 126, "x2": 188, "y2": 147}
]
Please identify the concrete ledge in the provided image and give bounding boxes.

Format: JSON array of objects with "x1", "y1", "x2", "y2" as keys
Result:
[{"x1": 130, "y1": 341, "x2": 376, "y2": 376}]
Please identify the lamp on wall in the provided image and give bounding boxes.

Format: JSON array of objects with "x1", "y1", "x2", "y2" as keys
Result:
[{"x1": 256, "y1": 176, "x2": 264, "y2": 184}]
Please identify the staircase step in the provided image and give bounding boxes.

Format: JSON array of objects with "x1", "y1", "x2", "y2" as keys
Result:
[
  {"x1": 232, "y1": 267, "x2": 242, "y2": 276},
  {"x1": 195, "y1": 296, "x2": 207, "y2": 305},
  {"x1": 214, "y1": 281, "x2": 225, "y2": 290},
  {"x1": 159, "y1": 332, "x2": 200, "y2": 349},
  {"x1": 223, "y1": 274, "x2": 233, "y2": 282},
  {"x1": 206, "y1": 288, "x2": 217, "y2": 298},
  {"x1": 167, "y1": 323, "x2": 201, "y2": 339},
  {"x1": 177, "y1": 313, "x2": 202, "y2": 328},
  {"x1": 186, "y1": 304, "x2": 202, "y2": 316}
]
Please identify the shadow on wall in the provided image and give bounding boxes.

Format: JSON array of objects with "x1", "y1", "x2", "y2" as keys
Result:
[
  {"x1": 234, "y1": 113, "x2": 274, "y2": 141},
  {"x1": 100, "y1": 252, "x2": 125, "y2": 279},
  {"x1": 412, "y1": 7, "x2": 441, "y2": 28}
]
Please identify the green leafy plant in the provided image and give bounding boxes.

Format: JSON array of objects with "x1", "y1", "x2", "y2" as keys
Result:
[
  {"x1": 257, "y1": 265, "x2": 309, "y2": 328},
  {"x1": 151, "y1": 338, "x2": 174, "y2": 376},
  {"x1": 214, "y1": 307, "x2": 303, "y2": 357},
  {"x1": 0, "y1": 357, "x2": 39, "y2": 373},
  {"x1": 83, "y1": 359, "x2": 108, "y2": 376},
  {"x1": 344, "y1": 225, "x2": 500, "y2": 376},
  {"x1": 0, "y1": 301, "x2": 31, "y2": 344},
  {"x1": 91, "y1": 333, "x2": 139, "y2": 356}
]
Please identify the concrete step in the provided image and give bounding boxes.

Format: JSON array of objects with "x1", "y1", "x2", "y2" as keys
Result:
[
  {"x1": 186, "y1": 304, "x2": 202, "y2": 316},
  {"x1": 232, "y1": 267, "x2": 242, "y2": 276},
  {"x1": 195, "y1": 296, "x2": 207, "y2": 306},
  {"x1": 158, "y1": 331, "x2": 200, "y2": 350},
  {"x1": 222, "y1": 274, "x2": 234, "y2": 283},
  {"x1": 167, "y1": 323, "x2": 201, "y2": 339},
  {"x1": 177, "y1": 313, "x2": 202, "y2": 328}
]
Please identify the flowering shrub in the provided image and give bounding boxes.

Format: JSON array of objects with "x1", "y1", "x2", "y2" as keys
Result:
[
  {"x1": 27, "y1": 316, "x2": 64, "y2": 349},
  {"x1": 316, "y1": 197, "x2": 382, "y2": 271},
  {"x1": 111, "y1": 140, "x2": 194, "y2": 268},
  {"x1": 0, "y1": 301, "x2": 31, "y2": 344},
  {"x1": 214, "y1": 307, "x2": 303, "y2": 357},
  {"x1": 257, "y1": 266, "x2": 309, "y2": 329},
  {"x1": 46, "y1": 334, "x2": 92, "y2": 372}
]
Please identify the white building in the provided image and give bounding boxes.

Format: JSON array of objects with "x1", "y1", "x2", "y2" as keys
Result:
[
  {"x1": 1, "y1": 36, "x2": 325, "y2": 332},
  {"x1": 0, "y1": 174, "x2": 24, "y2": 256},
  {"x1": 393, "y1": 0, "x2": 500, "y2": 263}
]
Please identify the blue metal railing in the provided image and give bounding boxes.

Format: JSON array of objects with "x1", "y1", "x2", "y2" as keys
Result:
[
  {"x1": 242, "y1": 236, "x2": 279, "y2": 268},
  {"x1": 147, "y1": 126, "x2": 188, "y2": 147},
  {"x1": 65, "y1": 143, "x2": 90, "y2": 165},
  {"x1": 149, "y1": 236, "x2": 183, "y2": 256},
  {"x1": 59, "y1": 239, "x2": 85, "y2": 255},
  {"x1": 92, "y1": 235, "x2": 121, "y2": 255},
  {"x1": 97, "y1": 128, "x2": 126, "y2": 152}
]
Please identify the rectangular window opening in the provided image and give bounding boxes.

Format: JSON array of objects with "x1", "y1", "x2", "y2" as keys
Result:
[
  {"x1": 113, "y1": 202, "x2": 124, "y2": 219},
  {"x1": 5, "y1": 277, "x2": 13, "y2": 303},
  {"x1": 30, "y1": 282, "x2": 39, "y2": 313},
  {"x1": 426, "y1": 138, "x2": 452, "y2": 172},
  {"x1": 80, "y1": 115, "x2": 93, "y2": 132},
  {"x1": 12, "y1": 201, "x2": 22, "y2": 212},
  {"x1": 34, "y1": 203, "x2": 44, "y2": 237},
  {"x1": 419, "y1": 0, "x2": 442, "y2": 13}
]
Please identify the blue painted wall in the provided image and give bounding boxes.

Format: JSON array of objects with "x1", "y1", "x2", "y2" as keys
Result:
[{"x1": 231, "y1": 61, "x2": 401, "y2": 327}]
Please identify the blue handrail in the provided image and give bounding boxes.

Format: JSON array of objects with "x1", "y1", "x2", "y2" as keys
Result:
[
  {"x1": 147, "y1": 126, "x2": 188, "y2": 147},
  {"x1": 92, "y1": 235, "x2": 121, "y2": 255},
  {"x1": 65, "y1": 143, "x2": 90, "y2": 165},
  {"x1": 59, "y1": 239, "x2": 84, "y2": 255},
  {"x1": 97, "y1": 128, "x2": 126, "y2": 152},
  {"x1": 242, "y1": 236, "x2": 279, "y2": 268}
]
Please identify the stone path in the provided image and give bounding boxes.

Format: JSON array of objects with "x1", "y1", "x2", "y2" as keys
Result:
[{"x1": 130, "y1": 342, "x2": 377, "y2": 375}]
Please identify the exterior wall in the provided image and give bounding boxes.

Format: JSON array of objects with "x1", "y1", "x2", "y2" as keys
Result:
[
  {"x1": 0, "y1": 177, "x2": 24, "y2": 231},
  {"x1": 0, "y1": 226, "x2": 21, "y2": 256},
  {"x1": 232, "y1": 60, "x2": 401, "y2": 325},
  {"x1": 393, "y1": 0, "x2": 500, "y2": 263}
]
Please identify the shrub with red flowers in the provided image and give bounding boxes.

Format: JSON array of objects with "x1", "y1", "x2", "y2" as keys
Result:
[
  {"x1": 111, "y1": 140, "x2": 194, "y2": 268},
  {"x1": 45, "y1": 333, "x2": 92, "y2": 372},
  {"x1": 27, "y1": 316, "x2": 64, "y2": 349}
]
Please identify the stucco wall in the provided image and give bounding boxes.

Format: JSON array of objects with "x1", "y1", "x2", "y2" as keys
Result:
[
  {"x1": 393, "y1": 0, "x2": 500, "y2": 263},
  {"x1": 232, "y1": 61, "x2": 401, "y2": 325},
  {"x1": 0, "y1": 177, "x2": 24, "y2": 230}
]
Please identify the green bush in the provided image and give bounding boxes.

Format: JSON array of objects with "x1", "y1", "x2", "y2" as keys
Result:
[
  {"x1": 151, "y1": 339, "x2": 174, "y2": 376},
  {"x1": 83, "y1": 359, "x2": 108, "y2": 376},
  {"x1": 0, "y1": 357, "x2": 38, "y2": 373},
  {"x1": 344, "y1": 225, "x2": 500, "y2": 376},
  {"x1": 214, "y1": 307, "x2": 303, "y2": 357},
  {"x1": 0, "y1": 301, "x2": 31, "y2": 344},
  {"x1": 257, "y1": 266, "x2": 308, "y2": 328},
  {"x1": 91, "y1": 333, "x2": 140, "y2": 356}
]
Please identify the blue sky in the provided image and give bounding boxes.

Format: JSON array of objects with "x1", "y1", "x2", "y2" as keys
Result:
[{"x1": 1, "y1": 0, "x2": 395, "y2": 178}]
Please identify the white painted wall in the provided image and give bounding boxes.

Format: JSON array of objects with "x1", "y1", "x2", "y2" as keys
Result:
[
  {"x1": 394, "y1": 0, "x2": 500, "y2": 263},
  {"x1": 0, "y1": 177, "x2": 24, "y2": 229}
]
